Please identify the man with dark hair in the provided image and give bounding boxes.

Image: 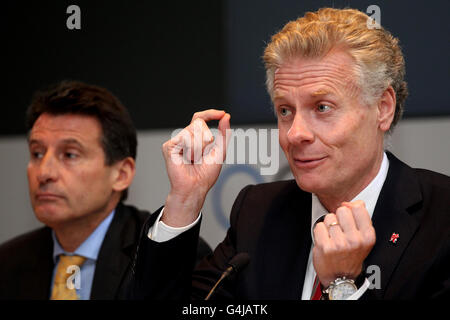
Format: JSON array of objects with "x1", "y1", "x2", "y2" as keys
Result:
[
  {"x1": 0, "y1": 80, "x2": 211, "y2": 300},
  {"x1": 25, "y1": 81, "x2": 138, "y2": 201}
]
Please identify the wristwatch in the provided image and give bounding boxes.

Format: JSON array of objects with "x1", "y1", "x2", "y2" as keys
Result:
[{"x1": 322, "y1": 276, "x2": 357, "y2": 300}]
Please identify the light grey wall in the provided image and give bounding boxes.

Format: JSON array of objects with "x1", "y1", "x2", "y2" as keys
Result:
[
  {"x1": 0, "y1": 136, "x2": 37, "y2": 242},
  {"x1": 1, "y1": 117, "x2": 449, "y2": 248}
]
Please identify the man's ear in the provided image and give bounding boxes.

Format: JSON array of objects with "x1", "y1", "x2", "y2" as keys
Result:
[
  {"x1": 111, "y1": 157, "x2": 136, "y2": 193},
  {"x1": 378, "y1": 86, "x2": 396, "y2": 132}
]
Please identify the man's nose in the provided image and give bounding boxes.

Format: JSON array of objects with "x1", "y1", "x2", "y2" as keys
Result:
[
  {"x1": 37, "y1": 153, "x2": 58, "y2": 184},
  {"x1": 286, "y1": 113, "x2": 314, "y2": 144}
]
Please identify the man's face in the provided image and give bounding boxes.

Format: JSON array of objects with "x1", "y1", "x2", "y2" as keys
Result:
[
  {"x1": 274, "y1": 49, "x2": 386, "y2": 202},
  {"x1": 27, "y1": 113, "x2": 117, "y2": 228}
]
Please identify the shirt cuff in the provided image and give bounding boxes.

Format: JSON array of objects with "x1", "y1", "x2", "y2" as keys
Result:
[
  {"x1": 147, "y1": 207, "x2": 202, "y2": 243},
  {"x1": 346, "y1": 278, "x2": 371, "y2": 300}
]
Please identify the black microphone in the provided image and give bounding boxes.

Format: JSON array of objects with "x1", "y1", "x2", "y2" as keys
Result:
[{"x1": 205, "y1": 252, "x2": 250, "y2": 300}]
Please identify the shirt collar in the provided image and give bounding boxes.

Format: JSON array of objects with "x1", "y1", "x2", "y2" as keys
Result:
[
  {"x1": 310, "y1": 152, "x2": 389, "y2": 241},
  {"x1": 52, "y1": 209, "x2": 116, "y2": 262}
]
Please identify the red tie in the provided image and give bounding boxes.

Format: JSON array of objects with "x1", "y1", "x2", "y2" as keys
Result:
[
  {"x1": 311, "y1": 275, "x2": 322, "y2": 300},
  {"x1": 311, "y1": 215, "x2": 326, "y2": 300}
]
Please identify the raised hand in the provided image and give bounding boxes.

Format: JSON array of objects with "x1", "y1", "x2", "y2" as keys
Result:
[{"x1": 162, "y1": 109, "x2": 231, "y2": 227}]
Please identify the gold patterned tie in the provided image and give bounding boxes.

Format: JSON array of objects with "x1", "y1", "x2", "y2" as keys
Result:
[{"x1": 50, "y1": 255, "x2": 86, "y2": 300}]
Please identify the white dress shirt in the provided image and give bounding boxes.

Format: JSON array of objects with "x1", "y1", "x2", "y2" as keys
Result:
[
  {"x1": 302, "y1": 152, "x2": 389, "y2": 299},
  {"x1": 149, "y1": 152, "x2": 389, "y2": 300},
  {"x1": 51, "y1": 209, "x2": 115, "y2": 300}
]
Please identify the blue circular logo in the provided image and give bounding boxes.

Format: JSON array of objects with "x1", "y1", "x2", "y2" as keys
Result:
[{"x1": 211, "y1": 165, "x2": 264, "y2": 229}]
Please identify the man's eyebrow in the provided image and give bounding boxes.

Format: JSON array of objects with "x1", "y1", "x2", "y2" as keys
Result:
[
  {"x1": 28, "y1": 138, "x2": 84, "y2": 148},
  {"x1": 28, "y1": 138, "x2": 41, "y2": 146},
  {"x1": 273, "y1": 91, "x2": 286, "y2": 101},
  {"x1": 60, "y1": 138, "x2": 84, "y2": 148},
  {"x1": 311, "y1": 89, "x2": 332, "y2": 97}
]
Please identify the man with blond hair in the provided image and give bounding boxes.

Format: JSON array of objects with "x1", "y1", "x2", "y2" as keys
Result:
[{"x1": 133, "y1": 8, "x2": 449, "y2": 300}]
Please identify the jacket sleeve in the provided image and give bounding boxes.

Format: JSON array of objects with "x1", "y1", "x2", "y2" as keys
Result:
[
  {"x1": 129, "y1": 185, "x2": 253, "y2": 300},
  {"x1": 129, "y1": 206, "x2": 201, "y2": 300},
  {"x1": 190, "y1": 185, "x2": 253, "y2": 300}
]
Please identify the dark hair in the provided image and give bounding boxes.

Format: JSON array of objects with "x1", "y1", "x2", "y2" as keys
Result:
[{"x1": 26, "y1": 80, "x2": 137, "y2": 201}]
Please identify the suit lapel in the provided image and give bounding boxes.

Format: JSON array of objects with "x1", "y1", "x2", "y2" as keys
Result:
[
  {"x1": 257, "y1": 184, "x2": 312, "y2": 299},
  {"x1": 33, "y1": 230, "x2": 54, "y2": 299},
  {"x1": 16, "y1": 227, "x2": 54, "y2": 299},
  {"x1": 90, "y1": 203, "x2": 141, "y2": 299},
  {"x1": 365, "y1": 153, "x2": 423, "y2": 298}
]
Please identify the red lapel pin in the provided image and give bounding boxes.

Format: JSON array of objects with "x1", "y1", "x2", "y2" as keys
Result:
[{"x1": 389, "y1": 233, "x2": 400, "y2": 244}]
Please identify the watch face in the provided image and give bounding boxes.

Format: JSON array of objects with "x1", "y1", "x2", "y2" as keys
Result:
[{"x1": 329, "y1": 282, "x2": 357, "y2": 300}]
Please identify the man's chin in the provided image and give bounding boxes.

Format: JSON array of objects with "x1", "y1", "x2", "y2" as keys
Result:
[
  {"x1": 293, "y1": 174, "x2": 326, "y2": 194},
  {"x1": 34, "y1": 206, "x2": 69, "y2": 227}
]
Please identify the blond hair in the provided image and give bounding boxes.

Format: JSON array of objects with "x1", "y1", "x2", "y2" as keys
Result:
[{"x1": 263, "y1": 7, "x2": 408, "y2": 131}]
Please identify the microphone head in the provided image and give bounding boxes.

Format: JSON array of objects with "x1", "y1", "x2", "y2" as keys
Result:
[{"x1": 227, "y1": 252, "x2": 250, "y2": 273}]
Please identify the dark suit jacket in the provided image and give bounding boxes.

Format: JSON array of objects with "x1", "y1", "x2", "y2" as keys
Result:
[
  {"x1": 0, "y1": 203, "x2": 212, "y2": 300},
  {"x1": 133, "y1": 152, "x2": 450, "y2": 299}
]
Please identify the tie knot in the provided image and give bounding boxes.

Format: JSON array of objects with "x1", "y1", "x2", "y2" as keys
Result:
[
  {"x1": 314, "y1": 215, "x2": 326, "y2": 226},
  {"x1": 58, "y1": 254, "x2": 86, "y2": 267},
  {"x1": 53, "y1": 254, "x2": 86, "y2": 284}
]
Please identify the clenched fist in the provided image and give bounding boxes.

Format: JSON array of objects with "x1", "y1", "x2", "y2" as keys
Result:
[{"x1": 313, "y1": 200, "x2": 376, "y2": 287}]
